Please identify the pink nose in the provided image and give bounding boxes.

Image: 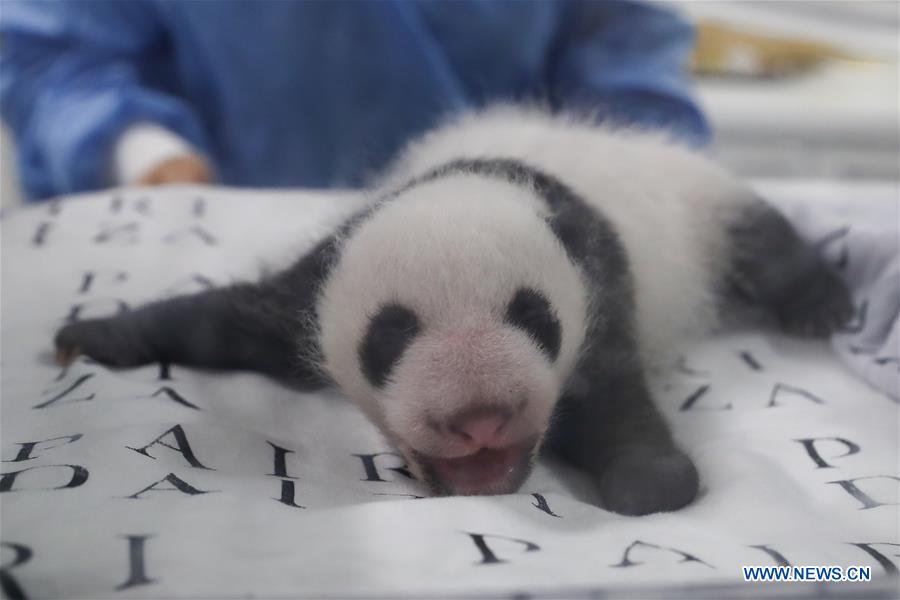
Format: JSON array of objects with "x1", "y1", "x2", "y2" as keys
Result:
[{"x1": 449, "y1": 412, "x2": 510, "y2": 447}]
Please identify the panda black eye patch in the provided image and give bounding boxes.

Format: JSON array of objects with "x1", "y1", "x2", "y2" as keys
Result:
[
  {"x1": 359, "y1": 303, "x2": 422, "y2": 387},
  {"x1": 505, "y1": 287, "x2": 561, "y2": 361}
]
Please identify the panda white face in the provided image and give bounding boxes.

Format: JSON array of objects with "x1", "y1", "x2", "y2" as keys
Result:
[{"x1": 317, "y1": 175, "x2": 588, "y2": 496}]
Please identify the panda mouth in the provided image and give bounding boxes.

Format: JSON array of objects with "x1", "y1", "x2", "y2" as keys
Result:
[{"x1": 416, "y1": 437, "x2": 537, "y2": 496}]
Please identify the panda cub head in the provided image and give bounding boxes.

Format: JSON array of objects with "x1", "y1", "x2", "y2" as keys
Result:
[{"x1": 317, "y1": 173, "x2": 588, "y2": 496}]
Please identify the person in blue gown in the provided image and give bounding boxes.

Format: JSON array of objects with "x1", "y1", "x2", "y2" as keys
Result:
[{"x1": 1, "y1": 0, "x2": 709, "y2": 201}]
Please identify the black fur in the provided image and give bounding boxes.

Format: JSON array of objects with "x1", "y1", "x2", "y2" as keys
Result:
[
  {"x1": 358, "y1": 304, "x2": 422, "y2": 387},
  {"x1": 54, "y1": 157, "x2": 850, "y2": 516},
  {"x1": 504, "y1": 288, "x2": 561, "y2": 361},
  {"x1": 725, "y1": 200, "x2": 854, "y2": 336},
  {"x1": 55, "y1": 235, "x2": 342, "y2": 386}
]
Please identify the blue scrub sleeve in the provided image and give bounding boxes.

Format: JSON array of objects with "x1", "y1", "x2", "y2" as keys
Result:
[
  {"x1": 0, "y1": 1, "x2": 207, "y2": 200},
  {"x1": 550, "y1": 0, "x2": 711, "y2": 147}
]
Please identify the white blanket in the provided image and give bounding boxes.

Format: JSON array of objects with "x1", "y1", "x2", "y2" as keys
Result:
[{"x1": 1, "y1": 181, "x2": 898, "y2": 598}]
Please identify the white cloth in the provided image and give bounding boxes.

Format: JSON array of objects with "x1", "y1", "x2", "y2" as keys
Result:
[
  {"x1": 111, "y1": 123, "x2": 197, "y2": 185},
  {"x1": 1, "y1": 182, "x2": 897, "y2": 598}
]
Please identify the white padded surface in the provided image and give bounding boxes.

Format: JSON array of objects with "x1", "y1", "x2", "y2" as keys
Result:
[{"x1": 1, "y1": 183, "x2": 897, "y2": 598}]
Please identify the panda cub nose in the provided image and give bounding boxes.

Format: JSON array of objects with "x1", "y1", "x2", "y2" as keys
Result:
[{"x1": 448, "y1": 409, "x2": 511, "y2": 448}]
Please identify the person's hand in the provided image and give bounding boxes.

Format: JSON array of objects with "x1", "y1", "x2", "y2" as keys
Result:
[{"x1": 137, "y1": 154, "x2": 213, "y2": 186}]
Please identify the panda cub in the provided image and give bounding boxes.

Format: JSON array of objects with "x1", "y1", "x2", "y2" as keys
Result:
[{"x1": 55, "y1": 107, "x2": 852, "y2": 516}]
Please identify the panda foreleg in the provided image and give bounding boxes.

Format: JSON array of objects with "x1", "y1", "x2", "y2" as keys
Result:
[
  {"x1": 54, "y1": 240, "x2": 334, "y2": 386},
  {"x1": 55, "y1": 285, "x2": 317, "y2": 384},
  {"x1": 548, "y1": 359, "x2": 699, "y2": 516},
  {"x1": 726, "y1": 198, "x2": 854, "y2": 336}
]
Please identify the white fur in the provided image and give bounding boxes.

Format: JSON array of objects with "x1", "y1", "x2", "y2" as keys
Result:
[
  {"x1": 318, "y1": 175, "x2": 587, "y2": 450},
  {"x1": 383, "y1": 106, "x2": 750, "y2": 368},
  {"x1": 316, "y1": 106, "x2": 751, "y2": 476}
]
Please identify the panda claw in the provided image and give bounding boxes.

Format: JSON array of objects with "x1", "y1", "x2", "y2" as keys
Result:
[
  {"x1": 54, "y1": 345, "x2": 81, "y2": 367},
  {"x1": 54, "y1": 318, "x2": 150, "y2": 368}
]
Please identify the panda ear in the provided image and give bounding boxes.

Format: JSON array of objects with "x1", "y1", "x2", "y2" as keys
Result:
[
  {"x1": 358, "y1": 304, "x2": 422, "y2": 387},
  {"x1": 505, "y1": 288, "x2": 561, "y2": 361}
]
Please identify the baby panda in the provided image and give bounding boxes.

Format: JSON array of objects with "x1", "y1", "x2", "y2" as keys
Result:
[{"x1": 54, "y1": 107, "x2": 852, "y2": 516}]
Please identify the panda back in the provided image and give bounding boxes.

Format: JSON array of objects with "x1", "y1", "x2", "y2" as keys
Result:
[{"x1": 383, "y1": 106, "x2": 750, "y2": 366}]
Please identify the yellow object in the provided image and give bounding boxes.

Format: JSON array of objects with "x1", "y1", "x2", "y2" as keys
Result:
[{"x1": 692, "y1": 21, "x2": 861, "y2": 77}]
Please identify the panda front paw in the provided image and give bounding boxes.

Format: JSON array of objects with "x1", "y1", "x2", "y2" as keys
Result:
[
  {"x1": 54, "y1": 318, "x2": 152, "y2": 368},
  {"x1": 597, "y1": 445, "x2": 699, "y2": 516}
]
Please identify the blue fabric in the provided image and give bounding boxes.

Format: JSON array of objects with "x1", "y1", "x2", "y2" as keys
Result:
[{"x1": 1, "y1": 0, "x2": 710, "y2": 201}]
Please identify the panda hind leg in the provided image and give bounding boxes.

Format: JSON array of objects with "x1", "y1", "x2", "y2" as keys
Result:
[{"x1": 724, "y1": 199, "x2": 854, "y2": 336}]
